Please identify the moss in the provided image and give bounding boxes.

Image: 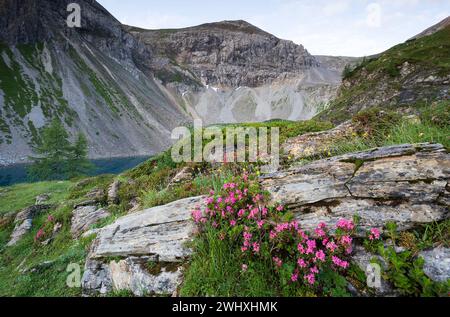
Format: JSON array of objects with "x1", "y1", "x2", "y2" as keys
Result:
[
  {"x1": 68, "y1": 45, "x2": 120, "y2": 115},
  {"x1": 27, "y1": 120, "x2": 40, "y2": 145},
  {"x1": 0, "y1": 44, "x2": 38, "y2": 118},
  {"x1": 146, "y1": 261, "x2": 179, "y2": 275}
]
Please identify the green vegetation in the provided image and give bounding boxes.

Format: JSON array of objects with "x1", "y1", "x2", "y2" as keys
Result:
[
  {"x1": 0, "y1": 181, "x2": 72, "y2": 215},
  {"x1": 300, "y1": 101, "x2": 450, "y2": 166},
  {"x1": 222, "y1": 119, "x2": 333, "y2": 144},
  {"x1": 364, "y1": 221, "x2": 450, "y2": 297},
  {"x1": 0, "y1": 43, "x2": 38, "y2": 118},
  {"x1": 0, "y1": 173, "x2": 118, "y2": 296},
  {"x1": 318, "y1": 25, "x2": 450, "y2": 123},
  {"x1": 181, "y1": 227, "x2": 279, "y2": 296},
  {"x1": 28, "y1": 120, "x2": 93, "y2": 181}
]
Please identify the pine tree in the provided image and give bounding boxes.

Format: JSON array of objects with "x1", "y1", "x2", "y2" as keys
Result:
[
  {"x1": 66, "y1": 133, "x2": 94, "y2": 178},
  {"x1": 28, "y1": 120, "x2": 93, "y2": 180}
]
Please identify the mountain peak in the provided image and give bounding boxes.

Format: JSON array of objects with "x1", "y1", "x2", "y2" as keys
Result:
[{"x1": 194, "y1": 20, "x2": 272, "y2": 36}]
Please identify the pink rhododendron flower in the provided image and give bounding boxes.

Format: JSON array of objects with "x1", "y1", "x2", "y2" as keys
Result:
[
  {"x1": 315, "y1": 228, "x2": 326, "y2": 237},
  {"x1": 269, "y1": 231, "x2": 277, "y2": 240},
  {"x1": 304, "y1": 273, "x2": 316, "y2": 285},
  {"x1": 273, "y1": 257, "x2": 283, "y2": 268},
  {"x1": 326, "y1": 241, "x2": 338, "y2": 252},
  {"x1": 340, "y1": 235, "x2": 353, "y2": 246},
  {"x1": 192, "y1": 210, "x2": 203, "y2": 223},
  {"x1": 297, "y1": 258, "x2": 307, "y2": 268},
  {"x1": 332, "y1": 256, "x2": 349, "y2": 269},
  {"x1": 315, "y1": 250, "x2": 326, "y2": 262},
  {"x1": 291, "y1": 273, "x2": 298, "y2": 282},
  {"x1": 252, "y1": 242, "x2": 260, "y2": 253},
  {"x1": 297, "y1": 243, "x2": 306, "y2": 254},
  {"x1": 306, "y1": 240, "x2": 316, "y2": 254},
  {"x1": 336, "y1": 219, "x2": 355, "y2": 231},
  {"x1": 369, "y1": 228, "x2": 381, "y2": 240},
  {"x1": 261, "y1": 207, "x2": 268, "y2": 216},
  {"x1": 230, "y1": 220, "x2": 237, "y2": 227}
]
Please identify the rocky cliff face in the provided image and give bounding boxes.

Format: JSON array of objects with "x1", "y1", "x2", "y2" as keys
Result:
[
  {"x1": 0, "y1": 1, "x2": 356, "y2": 164},
  {"x1": 127, "y1": 21, "x2": 349, "y2": 124},
  {"x1": 0, "y1": 0, "x2": 190, "y2": 165},
  {"x1": 127, "y1": 20, "x2": 319, "y2": 88}
]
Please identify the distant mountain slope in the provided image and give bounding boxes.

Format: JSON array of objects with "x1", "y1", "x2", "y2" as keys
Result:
[
  {"x1": 127, "y1": 20, "x2": 352, "y2": 124},
  {"x1": 126, "y1": 20, "x2": 319, "y2": 88},
  {"x1": 317, "y1": 18, "x2": 450, "y2": 123},
  {"x1": 0, "y1": 0, "x2": 190, "y2": 165}
]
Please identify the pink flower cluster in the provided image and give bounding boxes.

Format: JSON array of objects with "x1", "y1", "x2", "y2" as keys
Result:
[
  {"x1": 192, "y1": 176, "x2": 283, "y2": 258},
  {"x1": 190, "y1": 173, "x2": 380, "y2": 290},
  {"x1": 34, "y1": 214, "x2": 55, "y2": 243},
  {"x1": 271, "y1": 220, "x2": 355, "y2": 286},
  {"x1": 369, "y1": 228, "x2": 381, "y2": 240}
]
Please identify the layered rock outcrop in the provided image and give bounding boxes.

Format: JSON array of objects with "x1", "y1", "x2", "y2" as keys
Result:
[
  {"x1": 81, "y1": 196, "x2": 205, "y2": 296},
  {"x1": 261, "y1": 143, "x2": 449, "y2": 234},
  {"x1": 128, "y1": 20, "x2": 318, "y2": 88},
  {"x1": 82, "y1": 144, "x2": 449, "y2": 296}
]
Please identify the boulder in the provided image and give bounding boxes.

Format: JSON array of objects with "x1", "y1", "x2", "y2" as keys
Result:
[
  {"x1": 261, "y1": 143, "x2": 449, "y2": 235},
  {"x1": 167, "y1": 167, "x2": 194, "y2": 189},
  {"x1": 282, "y1": 121, "x2": 355, "y2": 160},
  {"x1": 74, "y1": 188, "x2": 106, "y2": 209},
  {"x1": 82, "y1": 196, "x2": 205, "y2": 296},
  {"x1": 419, "y1": 247, "x2": 450, "y2": 283},
  {"x1": 107, "y1": 180, "x2": 121, "y2": 205},
  {"x1": 71, "y1": 206, "x2": 111, "y2": 238},
  {"x1": 6, "y1": 205, "x2": 52, "y2": 246},
  {"x1": 35, "y1": 194, "x2": 50, "y2": 205}
]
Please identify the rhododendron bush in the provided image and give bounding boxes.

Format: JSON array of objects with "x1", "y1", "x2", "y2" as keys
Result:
[{"x1": 191, "y1": 172, "x2": 381, "y2": 295}]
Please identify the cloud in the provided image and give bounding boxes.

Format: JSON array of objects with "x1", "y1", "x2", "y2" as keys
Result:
[
  {"x1": 366, "y1": 3, "x2": 382, "y2": 28},
  {"x1": 323, "y1": 0, "x2": 350, "y2": 16}
]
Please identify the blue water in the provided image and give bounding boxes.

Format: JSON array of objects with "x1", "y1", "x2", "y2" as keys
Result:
[{"x1": 0, "y1": 156, "x2": 150, "y2": 187}]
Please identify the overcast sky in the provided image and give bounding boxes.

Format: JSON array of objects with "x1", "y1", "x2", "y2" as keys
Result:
[{"x1": 97, "y1": 0, "x2": 449, "y2": 57}]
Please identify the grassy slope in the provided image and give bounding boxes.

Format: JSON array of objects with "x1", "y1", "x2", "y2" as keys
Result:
[
  {"x1": 0, "y1": 181, "x2": 72, "y2": 214},
  {"x1": 317, "y1": 25, "x2": 450, "y2": 123},
  {"x1": 0, "y1": 176, "x2": 114, "y2": 296}
]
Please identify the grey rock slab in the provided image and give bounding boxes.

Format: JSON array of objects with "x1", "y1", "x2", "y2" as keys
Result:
[
  {"x1": 82, "y1": 195, "x2": 205, "y2": 296},
  {"x1": 7, "y1": 218, "x2": 33, "y2": 246},
  {"x1": 261, "y1": 144, "x2": 450, "y2": 235},
  {"x1": 6, "y1": 204, "x2": 52, "y2": 246},
  {"x1": 89, "y1": 195, "x2": 206, "y2": 261},
  {"x1": 419, "y1": 247, "x2": 450, "y2": 283},
  {"x1": 71, "y1": 206, "x2": 111, "y2": 238}
]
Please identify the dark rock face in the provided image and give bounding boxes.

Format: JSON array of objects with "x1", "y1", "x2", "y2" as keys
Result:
[
  {"x1": 127, "y1": 20, "x2": 319, "y2": 88},
  {"x1": 0, "y1": 0, "x2": 190, "y2": 164}
]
